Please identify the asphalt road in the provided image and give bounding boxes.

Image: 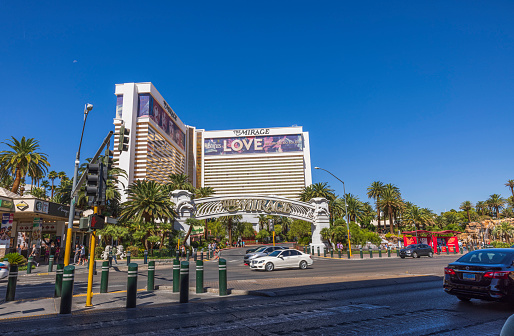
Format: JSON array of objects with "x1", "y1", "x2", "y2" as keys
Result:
[
  {"x1": 1, "y1": 275, "x2": 513, "y2": 335},
  {"x1": 0, "y1": 247, "x2": 460, "y2": 300}
]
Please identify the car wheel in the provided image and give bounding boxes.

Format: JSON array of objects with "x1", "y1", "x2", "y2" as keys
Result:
[
  {"x1": 412, "y1": 252, "x2": 418, "y2": 258},
  {"x1": 457, "y1": 296, "x2": 471, "y2": 302},
  {"x1": 428, "y1": 251, "x2": 434, "y2": 258},
  {"x1": 265, "y1": 262, "x2": 274, "y2": 272},
  {"x1": 299, "y1": 261, "x2": 308, "y2": 269},
  {"x1": 400, "y1": 256, "x2": 405, "y2": 259}
]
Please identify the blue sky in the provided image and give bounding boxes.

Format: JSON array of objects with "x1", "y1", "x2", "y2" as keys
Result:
[{"x1": 1, "y1": 1, "x2": 513, "y2": 213}]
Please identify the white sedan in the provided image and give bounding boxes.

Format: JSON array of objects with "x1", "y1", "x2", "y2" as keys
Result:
[
  {"x1": 0, "y1": 261, "x2": 9, "y2": 279},
  {"x1": 250, "y1": 249, "x2": 313, "y2": 271}
]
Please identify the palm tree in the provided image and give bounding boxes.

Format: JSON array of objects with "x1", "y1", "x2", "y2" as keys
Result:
[
  {"x1": 195, "y1": 186, "x2": 215, "y2": 239},
  {"x1": 487, "y1": 194, "x2": 505, "y2": 219},
  {"x1": 257, "y1": 214, "x2": 268, "y2": 231},
  {"x1": 57, "y1": 171, "x2": 67, "y2": 184},
  {"x1": 476, "y1": 201, "x2": 487, "y2": 216},
  {"x1": 30, "y1": 187, "x2": 46, "y2": 199},
  {"x1": 40, "y1": 180, "x2": 50, "y2": 199},
  {"x1": 299, "y1": 182, "x2": 335, "y2": 202},
  {"x1": 367, "y1": 181, "x2": 384, "y2": 231},
  {"x1": 344, "y1": 193, "x2": 364, "y2": 223},
  {"x1": 119, "y1": 180, "x2": 176, "y2": 249},
  {"x1": 167, "y1": 173, "x2": 195, "y2": 193},
  {"x1": 505, "y1": 180, "x2": 514, "y2": 198},
  {"x1": 378, "y1": 188, "x2": 401, "y2": 233},
  {"x1": 0, "y1": 136, "x2": 50, "y2": 194},
  {"x1": 48, "y1": 171, "x2": 58, "y2": 199},
  {"x1": 459, "y1": 201, "x2": 474, "y2": 223},
  {"x1": 328, "y1": 197, "x2": 346, "y2": 224},
  {"x1": 218, "y1": 215, "x2": 242, "y2": 246}
]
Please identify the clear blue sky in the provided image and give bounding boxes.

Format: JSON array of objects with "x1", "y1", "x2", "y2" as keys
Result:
[{"x1": 1, "y1": 1, "x2": 513, "y2": 214}]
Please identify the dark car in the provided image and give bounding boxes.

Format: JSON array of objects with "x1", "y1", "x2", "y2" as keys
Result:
[
  {"x1": 399, "y1": 244, "x2": 434, "y2": 258},
  {"x1": 444, "y1": 248, "x2": 514, "y2": 302},
  {"x1": 246, "y1": 246, "x2": 265, "y2": 254},
  {"x1": 243, "y1": 246, "x2": 288, "y2": 265}
]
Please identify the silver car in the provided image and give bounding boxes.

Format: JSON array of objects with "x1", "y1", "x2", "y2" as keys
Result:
[{"x1": 243, "y1": 246, "x2": 287, "y2": 265}]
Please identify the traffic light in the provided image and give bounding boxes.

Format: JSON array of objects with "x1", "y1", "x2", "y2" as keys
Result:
[
  {"x1": 118, "y1": 124, "x2": 130, "y2": 152},
  {"x1": 90, "y1": 214, "x2": 105, "y2": 230},
  {"x1": 86, "y1": 163, "x2": 101, "y2": 205}
]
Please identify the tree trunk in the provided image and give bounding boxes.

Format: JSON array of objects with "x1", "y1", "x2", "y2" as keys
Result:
[
  {"x1": 466, "y1": 210, "x2": 471, "y2": 223},
  {"x1": 389, "y1": 208, "x2": 394, "y2": 234},
  {"x1": 183, "y1": 225, "x2": 193, "y2": 246},
  {"x1": 376, "y1": 203, "x2": 381, "y2": 232},
  {"x1": 204, "y1": 219, "x2": 209, "y2": 239},
  {"x1": 11, "y1": 166, "x2": 22, "y2": 194},
  {"x1": 228, "y1": 218, "x2": 233, "y2": 246}
]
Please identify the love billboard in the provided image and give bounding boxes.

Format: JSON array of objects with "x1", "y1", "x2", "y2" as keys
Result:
[{"x1": 204, "y1": 134, "x2": 303, "y2": 156}]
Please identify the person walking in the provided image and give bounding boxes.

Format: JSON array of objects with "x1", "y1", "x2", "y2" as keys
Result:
[
  {"x1": 73, "y1": 244, "x2": 80, "y2": 265},
  {"x1": 79, "y1": 245, "x2": 86, "y2": 266},
  {"x1": 29, "y1": 244, "x2": 40, "y2": 267}
]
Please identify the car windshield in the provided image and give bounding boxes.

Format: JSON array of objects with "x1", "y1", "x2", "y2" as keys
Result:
[
  {"x1": 457, "y1": 251, "x2": 512, "y2": 264},
  {"x1": 254, "y1": 247, "x2": 266, "y2": 253},
  {"x1": 406, "y1": 245, "x2": 417, "y2": 249},
  {"x1": 268, "y1": 251, "x2": 282, "y2": 257}
]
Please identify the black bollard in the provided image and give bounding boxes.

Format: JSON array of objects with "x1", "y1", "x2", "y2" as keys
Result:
[
  {"x1": 147, "y1": 261, "x2": 155, "y2": 291},
  {"x1": 144, "y1": 250, "x2": 148, "y2": 264},
  {"x1": 127, "y1": 251, "x2": 131, "y2": 265},
  {"x1": 173, "y1": 259, "x2": 180, "y2": 293},
  {"x1": 5, "y1": 264, "x2": 18, "y2": 301},
  {"x1": 219, "y1": 258, "x2": 227, "y2": 296},
  {"x1": 196, "y1": 260, "x2": 204, "y2": 293},
  {"x1": 54, "y1": 264, "x2": 64, "y2": 297},
  {"x1": 48, "y1": 255, "x2": 54, "y2": 272},
  {"x1": 179, "y1": 261, "x2": 189, "y2": 303},
  {"x1": 100, "y1": 261, "x2": 109, "y2": 293},
  {"x1": 27, "y1": 257, "x2": 33, "y2": 274},
  {"x1": 59, "y1": 266, "x2": 75, "y2": 314},
  {"x1": 126, "y1": 263, "x2": 138, "y2": 308}
]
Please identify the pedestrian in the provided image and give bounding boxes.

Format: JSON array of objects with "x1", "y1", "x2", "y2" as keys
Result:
[
  {"x1": 55, "y1": 246, "x2": 60, "y2": 264},
  {"x1": 214, "y1": 246, "x2": 220, "y2": 260},
  {"x1": 73, "y1": 244, "x2": 80, "y2": 264},
  {"x1": 29, "y1": 244, "x2": 40, "y2": 267},
  {"x1": 80, "y1": 244, "x2": 86, "y2": 266},
  {"x1": 112, "y1": 246, "x2": 118, "y2": 264},
  {"x1": 16, "y1": 244, "x2": 21, "y2": 255}
]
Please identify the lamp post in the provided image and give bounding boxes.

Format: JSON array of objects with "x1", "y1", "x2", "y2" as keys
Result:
[
  {"x1": 63, "y1": 104, "x2": 93, "y2": 266},
  {"x1": 314, "y1": 167, "x2": 352, "y2": 257}
]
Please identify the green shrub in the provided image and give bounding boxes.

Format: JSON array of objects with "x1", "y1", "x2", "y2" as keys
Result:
[
  {"x1": 95, "y1": 246, "x2": 104, "y2": 259},
  {"x1": 299, "y1": 237, "x2": 311, "y2": 245},
  {"x1": 491, "y1": 241, "x2": 510, "y2": 248},
  {"x1": 127, "y1": 246, "x2": 139, "y2": 257},
  {"x1": 5, "y1": 253, "x2": 26, "y2": 265}
]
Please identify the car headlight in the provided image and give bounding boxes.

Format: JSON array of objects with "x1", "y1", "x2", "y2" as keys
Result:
[
  {"x1": 258, "y1": 260, "x2": 264, "y2": 264},
  {"x1": 406, "y1": 251, "x2": 411, "y2": 254}
]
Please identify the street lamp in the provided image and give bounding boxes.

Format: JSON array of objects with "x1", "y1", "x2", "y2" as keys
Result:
[
  {"x1": 314, "y1": 167, "x2": 352, "y2": 257},
  {"x1": 63, "y1": 104, "x2": 93, "y2": 266}
]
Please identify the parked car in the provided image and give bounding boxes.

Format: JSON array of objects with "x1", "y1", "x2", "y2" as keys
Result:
[
  {"x1": 444, "y1": 248, "x2": 514, "y2": 302},
  {"x1": 250, "y1": 249, "x2": 313, "y2": 271},
  {"x1": 246, "y1": 246, "x2": 265, "y2": 254},
  {"x1": 243, "y1": 246, "x2": 288, "y2": 265},
  {"x1": 0, "y1": 261, "x2": 9, "y2": 279},
  {"x1": 399, "y1": 244, "x2": 434, "y2": 258}
]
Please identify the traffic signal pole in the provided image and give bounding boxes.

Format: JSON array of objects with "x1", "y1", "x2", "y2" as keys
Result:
[
  {"x1": 86, "y1": 206, "x2": 98, "y2": 307},
  {"x1": 63, "y1": 131, "x2": 113, "y2": 266}
]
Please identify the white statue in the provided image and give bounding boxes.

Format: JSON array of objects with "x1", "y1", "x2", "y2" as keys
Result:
[
  {"x1": 116, "y1": 245, "x2": 126, "y2": 260},
  {"x1": 101, "y1": 245, "x2": 112, "y2": 260}
]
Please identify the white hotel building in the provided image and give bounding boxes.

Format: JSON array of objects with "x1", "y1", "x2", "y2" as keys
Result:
[{"x1": 113, "y1": 82, "x2": 312, "y2": 201}]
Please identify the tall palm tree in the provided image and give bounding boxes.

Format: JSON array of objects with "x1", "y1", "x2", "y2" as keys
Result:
[
  {"x1": 119, "y1": 180, "x2": 176, "y2": 249},
  {"x1": 195, "y1": 186, "x2": 215, "y2": 239},
  {"x1": 48, "y1": 171, "x2": 58, "y2": 199},
  {"x1": 378, "y1": 188, "x2": 401, "y2": 233},
  {"x1": 476, "y1": 201, "x2": 486, "y2": 216},
  {"x1": 257, "y1": 214, "x2": 268, "y2": 231},
  {"x1": 299, "y1": 182, "x2": 335, "y2": 202},
  {"x1": 344, "y1": 193, "x2": 364, "y2": 223},
  {"x1": 328, "y1": 197, "x2": 346, "y2": 224},
  {"x1": 40, "y1": 180, "x2": 50, "y2": 199},
  {"x1": 505, "y1": 180, "x2": 514, "y2": 198},
  {"x1": 218, "y1": 215, "x2": 242, "y2": 246},
  {"x1": 57, "y1": 171, "x2": 67, "y2": 184},
  {"x1": 487, "y1": 194, "x2": 505, "y2": 219},
  {"x1": 0, "y1": 136, "x2": 50, "y2": 194},
  {"x1": 167, "y1": 173, "x2": 195, "y2": 193},
  {"x1": 459, "y1": 201, "x2": 474, "y2": 223},
  {"x1": 367, "y1": 181, "x2": 384, "y2": 231},
  {"x1": 30, "y1": 187, "x2": 46, "y2": 199}
]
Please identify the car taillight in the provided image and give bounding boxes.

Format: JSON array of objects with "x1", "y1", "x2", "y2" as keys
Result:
[
  {"x1": 444, "y1": 267, "x2": 456, "y2": 275},
  {"x1": 0, "y1": 265, "x2": 7, "y2": 269},
  {"x1": 484, "y1": 271, "x2": 510, "y2": 279}
]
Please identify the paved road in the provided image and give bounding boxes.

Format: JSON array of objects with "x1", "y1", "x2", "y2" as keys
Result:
[
  {"x1": 1, "y1": 276, "x2": 512, "y2": 335},
  {"x1": 0, "y1": 247, "x2": 461, "y2": 300}
]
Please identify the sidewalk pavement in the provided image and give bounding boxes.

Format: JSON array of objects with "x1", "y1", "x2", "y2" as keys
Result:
[{"x1": 0, "y1": 270, "x2": 440, "y2": 321}]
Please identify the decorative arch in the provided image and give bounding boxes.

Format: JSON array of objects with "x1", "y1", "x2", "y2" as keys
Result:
[{"x1": 171, "y1": 190, "x2": 330, "y2": 252}]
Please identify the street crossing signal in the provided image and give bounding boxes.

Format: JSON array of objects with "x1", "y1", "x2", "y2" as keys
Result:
[
  {"x1": 86, "y1": 163, "x2": 101, "y2": 205},
  {"x1": 90, "y1": 214, "x2": 105, "y2": 230},
  {"x1": 118, "y1": 124, "x2": 130, "y2": 152}
]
